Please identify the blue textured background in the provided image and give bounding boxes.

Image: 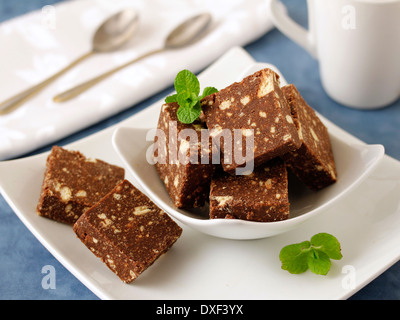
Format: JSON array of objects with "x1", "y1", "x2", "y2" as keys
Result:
[{"x1": 0, "y1": 0, "x2": 399, "y2": 300}]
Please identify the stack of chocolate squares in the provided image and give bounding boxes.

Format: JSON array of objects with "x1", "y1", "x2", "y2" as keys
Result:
[
  {"x1": 154, "y1": 68, "x2": 337, "y2": 222},
  {"x1": 37, "y1": 146, "x2": 182, "y2": 283}
]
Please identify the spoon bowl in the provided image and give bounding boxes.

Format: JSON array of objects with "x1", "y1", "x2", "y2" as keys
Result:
[
  {"x1": 92, "y1": 8, "x2": 140, "y2": 52},
  {"x1": 165, "y1": 12, "x2": 212, "y2": 48}
]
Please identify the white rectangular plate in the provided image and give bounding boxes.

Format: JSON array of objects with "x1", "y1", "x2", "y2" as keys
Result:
[{"x1": 1, "y1": 47, "x2": 400, "y2": 300}]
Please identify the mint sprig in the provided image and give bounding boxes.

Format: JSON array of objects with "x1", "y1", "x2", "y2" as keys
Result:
[
  {"x1": 166, "y1": 70, "x2": 218, "y2": 124},
  {"x1": 279, "y1": 233, "x2": 342, "y2": 275}
]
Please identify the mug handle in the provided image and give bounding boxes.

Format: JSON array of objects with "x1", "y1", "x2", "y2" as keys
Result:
[{"x1": 267, "y1": 0, "x2": 317, "y2": 58}]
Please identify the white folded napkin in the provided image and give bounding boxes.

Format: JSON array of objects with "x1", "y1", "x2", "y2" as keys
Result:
[{"x1": 0, "y1": 0, "x2": 275, "y2": 160}]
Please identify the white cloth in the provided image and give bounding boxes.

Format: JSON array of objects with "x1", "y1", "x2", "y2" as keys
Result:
[{"x1": 0, "y1": 0, "x2": 274, "y2": 160}]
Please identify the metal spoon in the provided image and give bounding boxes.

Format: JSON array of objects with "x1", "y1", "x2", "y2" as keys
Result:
[
  {"x1": 0, "y1": 8, "x2": 139, "y2": 115},
  {"x1": 53, "y1": 12, "x2": 212, "y2": 103}
]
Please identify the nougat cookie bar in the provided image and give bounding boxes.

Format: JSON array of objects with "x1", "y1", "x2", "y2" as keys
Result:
[
  {"x1": 282, "y1": 84, "x2": 337, "y2": 190},
  {"x1": 201, "y1": 68, "x2": 301, "y2": 174},
  {"x1": 37, "y1": 146, "x2": 125, "y2": 224},
  {"x1": 73, "y1": 180, "x2": 182, "y2": 283}
]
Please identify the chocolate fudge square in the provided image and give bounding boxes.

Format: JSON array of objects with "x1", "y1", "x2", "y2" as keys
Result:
[
  {"x1": 209, "y1": 158, "x2": 290, "y2": 222},
  {"x1": 201, "y1": 68, "x2": 301, "y2": 174},
  {"x1": 73, "y1": 179, "x2": 182, "y2": 283},
  {"x1": 154, "y1": 102, "x2": 215, "y2": 208},
  {"x1": 37, "y1": 146, "x2": 125, "y2": 224},
  {"x1": 282, "y1": 84, "x2": 337, "y2": 190}
]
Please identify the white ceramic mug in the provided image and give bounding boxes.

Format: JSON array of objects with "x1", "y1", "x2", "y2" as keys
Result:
[{"x1": 268, "y1": 0, "x2": 400, "y2": 109}]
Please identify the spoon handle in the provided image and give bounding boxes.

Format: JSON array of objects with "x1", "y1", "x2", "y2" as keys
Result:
[
  {"x1": 0, "y1": 51, "x2": 94, "y2": 116},
  {"x1": 53, "y1": 48, "x2": 165, "y2": 103}
]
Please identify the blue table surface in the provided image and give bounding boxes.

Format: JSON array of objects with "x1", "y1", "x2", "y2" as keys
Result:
[{"x1": 0, "y1": 0, "x2": 399, "y2": 300}]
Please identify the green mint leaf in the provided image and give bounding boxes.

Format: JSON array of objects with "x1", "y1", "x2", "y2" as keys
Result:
[
  {"x1": 279, "y1": 241, "x2": 311, "y2": 274},
  {"x1": 176, "y1": 90, "x2": 191, "y2": 108},
  {"x1": 174, "y1": 69, "x2": 200, "y2": 97},
  {"x1": 201, "y1": 86, "x2": 219, "y2": 99},
  {"x1": 176, "y1": 91, "x2": 199, "y2": 108},
  {"x1": 166, "y1": 70, "x2": 218, "y2": 124},
  {"x1": 310, "y1": 233, "x2": 342, "y2": 260},
  {"x1": 177, "y1": 102, "x2": 202, "y2": 124},
  {"x1": 307, "y1": 249, "x2": 331, "y2": 275},
  {"x1": 279, "y1": 233, "x2": 342, "y2": 276},
  {"x1": 165, "y1": 94, "x2": 178, "y2": 103},
  {"x1": 187, "y1": 92, "x2": 200, "y2": 108}
]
